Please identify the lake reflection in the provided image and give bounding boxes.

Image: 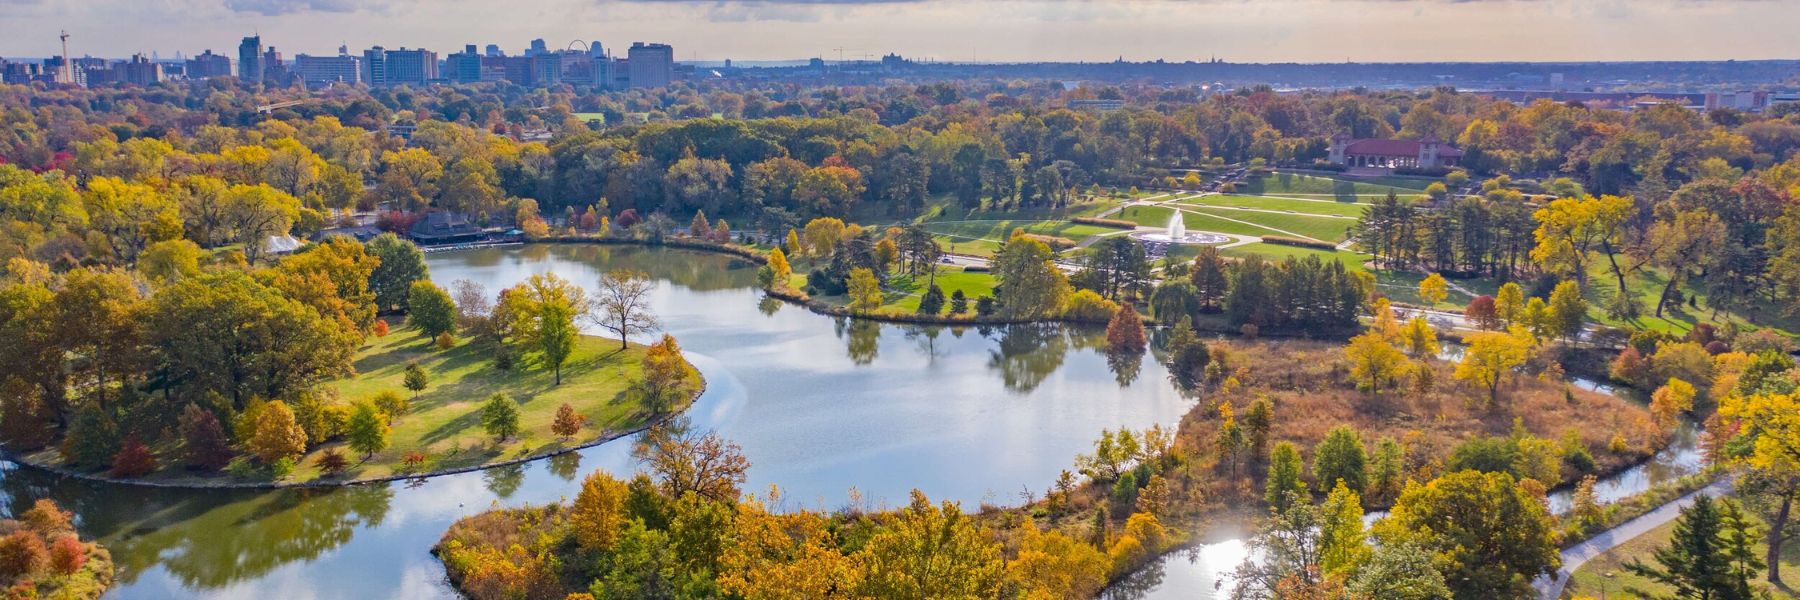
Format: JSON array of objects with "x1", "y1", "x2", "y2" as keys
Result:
[{"x1": 0, "y1": 244, "x2": 1197, "y2": 599}]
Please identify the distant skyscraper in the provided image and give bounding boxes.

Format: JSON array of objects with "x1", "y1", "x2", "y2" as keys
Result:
[
  {"x1": 447, "y1": 45, "x2": 483, "y2": 83},
  {"x1": 185, "y1": 50, "x2": 232, "y2": 79},
  {"x1": 361, "y1": 46, "x2": 386, "y2": 86},
  {"x1": 526, "y1": 38, "x2": 547, "y2": 57},
  {"x1": 484, "y1": 44, "x2": 502, "y2": 57},
  {"x1": 381, "y1": 47, "x2": 437, "y2": 86},
  {"x1": 627, "y1": 42, "x2": 673, "y2": 88},
  {"x1": 237, "y1": 35, "x2": 263, "y2": 81},
  {"x1": 295, "y1": 52, "x2": 360, "y2": 87}
]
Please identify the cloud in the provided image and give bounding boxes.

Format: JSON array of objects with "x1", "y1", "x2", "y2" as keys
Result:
[{"x1": 223, "y1": 0, "x2": 364, "y2": 15}]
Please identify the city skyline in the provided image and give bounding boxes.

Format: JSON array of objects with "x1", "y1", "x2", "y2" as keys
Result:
[{"x1": 3, "y1": 0, "x2": 1799, "y2": 63}]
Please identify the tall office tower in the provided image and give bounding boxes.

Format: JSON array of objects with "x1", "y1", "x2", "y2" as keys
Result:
[
  {"x1": 185, "y1": 50, "x2": 232, "y2": 79},
  {"x1": 447, "y1": 45, "x2": 483, "y2": 83},
  {"x1": 361, "y1": 46, "x2": 387, "y2": 86},
  {"x1": 295, "y1": 52, "x2": 361, "y2": 87},
  {"x1": 526, "y1": 39, "x2": 547, "y2": 57},
  {"x1": 627, "y1": 42, "x2": 673, "y2": 88},
  {"x1": 237, "y1": 35, "x2": 264, "y2": 81},
  {"x1": 381, "y1": 47, "x2": 437, "y2": 86},
  {"x1": 484, "y1": 44, "x2": 502, "y2": 57}
]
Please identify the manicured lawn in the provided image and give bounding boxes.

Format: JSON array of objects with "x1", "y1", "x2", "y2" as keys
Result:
[
  {"x1": 1220, "y1": 243, "x2": 1372, "y2": 273},
  {"x1": 1173, "y1": 193, "x2": 1373, "y2": 218},
  {"x1": 1567, "y1": 507, "x2": 1800, "y2": 598},
  {"x1": 305, "y1": 325, "x2": 688, "y2": 482},
  {"x1": 881, "y1": 268, "x2": 998, "y2": 313},
  {"x1": 1578, "y1": 259, "x2": 1800, "y2": 337},
  {"x1": 1119, "y1": 205, "x2": 1268, "y2": 239},
  {"x1": 922, "y1": 219, "x2": 1116, "y2": 258},
  {"x1": 1236, "y1": 171, "x2": 1434, "y2": 198}
]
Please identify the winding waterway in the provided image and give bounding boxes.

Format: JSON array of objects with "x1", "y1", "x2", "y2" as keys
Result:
[{"x1": 2, "y1": 244, "x2": 1198, "y2": 599}]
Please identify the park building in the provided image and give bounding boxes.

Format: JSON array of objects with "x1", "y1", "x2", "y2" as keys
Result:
[{"x1": 1327, "y1": 135, "x2": 1463, "y2": 170}]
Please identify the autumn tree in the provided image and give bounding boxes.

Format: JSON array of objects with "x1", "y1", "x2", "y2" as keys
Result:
[
  {"x1": 1651, "y1": 378, "x2": 1697, "y2": 428},
  {"x1": 315, "y1": 449, "x2": 349, "y2": 476},
  {"x1": 570, "y1": 470, "x2": 629, "y2": 552},
  {"x1": 1105, "y1": 303, "x2": 1147, "y2": 354},
  {"x1": 1320, "y1": 480, "x2": 1370, "y2": 576},
  {"x1": 632, "y1": 334, "x2": 695, "y2": 411},
  {"x1": 403, "y1": 363, "x2": 429, "y2": 398},
  {"x1": 1418, "y1": 272, "x2": 1449, "y2": 307},
  {"x1": 764, "y1": 247, "x2": 792, "y2": 290},
  {"x1": 1346, "y1": 330, "x2": 1407, "y2": 395},
  {"x1": 993, "y1": 237, "x2": 1072, "y2": 318},
  {"x1": 249, "y1": 400, "x2": 308, "y2": 466},
  {"x1": 636, "y1": 427, "x2": 749, "y2": 503},
  {"x1": 1546, "y1": 279, "x2": 1589, "y2": 343},
  {"x1": 857, "y1": 491, "x2": 1004, "y2": 599},
  {"x1": 552, "y1": 403, "x2": 586, "y2": 440},
  {"x1": 846, "y1": 267, "x2": 883, "y2": 311},
  {"x1": 590, "y1": 269, "x2": 659, "y2": 350},
  {"x1": 178, "y1": 403, "x2": 233, "y2": 471},
  {"x1": 1007, "y1": 519, "x2": 1109, "y2": 600},
  {"x1": 109, "y1": 435, "x2": 158, "y2": 477},
  {"x1": 1455, "y1": 327, "x2": 1534, "y2": 407}
]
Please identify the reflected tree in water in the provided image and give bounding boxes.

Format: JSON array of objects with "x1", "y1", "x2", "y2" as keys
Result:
[
  {"x1": 1107, "y1": 350, "x2": 1143, "y2": 387},
  {"x1": 846, "y1": 319, "x2": 881, "y2": 365},
  {"x1": 546, "y1": 452, "x2": 582, "y2": 482},
  {"x1": 903, "y1": 325, "x2": 950, "y2": 364},
  {"x1": 482, "y1": 463, "x2": 526, "y2": 499},
  {"x1": 756, "y1": 296, "x2": 783, "y2": 316},
  {"x1": 987, "y1": 324, "x2": 1070, "y2": 393}
]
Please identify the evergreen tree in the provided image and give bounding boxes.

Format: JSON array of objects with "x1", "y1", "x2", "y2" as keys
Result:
[
  {"x1": 1314, "y1": 425, "x2": 1369, "y2": 495},
  {"x1": 481, "y1": 393, "x2": 522, "y2": 441},
  {"x1": 1626, "y1": 494, "x2": 1761, "y2": 599},
  {"x1": 918, "y1": 283, "x2": 946, "y2": 315},
  {"x1": 949, "y1": 289, "x2": 969, "y2": 314},
  {"x1": 1266, "y1": 441, "x2": 1308, "y2": 512}
]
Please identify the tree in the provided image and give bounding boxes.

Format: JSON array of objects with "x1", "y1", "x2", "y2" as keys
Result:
[
  {"x1": 1465, "y1": 295, "x2": 1500, "y2": 330},
  {"x1": 1150, "y1": 279, "x2": 1200, "y2": 327},
  {"x1": 1374, "y1": 470, "x2": 1559, "y2": 600},
  {"x1": 403, "y1": 362, "x2": 429, "y2": 398},
  {"x1": 346, "y1": 401, "x2": 389, "y2": 459},
  {"x1": 847, "y1": 267, "x2": 883, "y2": 311},
  {"x1": 48, "y1": 535, "x2": 85, "y2": 576},
  {"x1": 1547, "y1": 279, "x2": 1589, "y2": 343},
  {"x1": 1105, "y1": 303, "x2": 1147, "y2": 354},
  {"x1": 1625, "y1": 494, "x2": 1762, "y2": 599},
  {"x1": 1314, "y1": 426, "x2": 1369, "y2": 495},
  {"x1": 109, "y1": 435, "x2": 158, "y2": 477},
  {"x1": 552, "y1": 403, "x2": 586, "y2": 440},
  {"x1": 1455, "y1": 327, "x2": 1534, "y2": 407},
  {"x1": 633, "y1": 334, "x2": 696, "y2": 411},
  {"x1": 570, "y1": 470, "x2": 629, "y2": 552},
  {"x1": 179, "y1": 403, "x2": 233, "y2": 471},
  {"x1": 407, "y1": 280, "x2": 457, "y2": 338},
  {"x1": 1008, "y1": 520, "x2": 1109, "y2": 600},
  {"x1": 1266, "y1": 441, "x2": 1308, "y2": 512},
  {"x1": 367, "y1": 233, "x2": 429, "y2": 313},
  {"x1": 1400, "y1": 316, "x2": 1439, "y2": 359},
  {"x1": 1647, "y1": 209, "x2": 1726, "y2": 318},
  {"x1": 1191, "y1": 246, "x2": 1230, "y2": 312},
  {"x1": 1495, "y1": 282, "x2": 1524, "y2": 326},
  {"x1": 857, "y1": 491, "x2": 1004, "y2": 599},
  {"x1": 1320, "y1": 480, "x2": 1369, "y2": 576},
  {"x1": 481, "y1": 393, "x2": 521, "y2": 441},
  {"x1": 0, "y1": 530, "x2": 48, "y2": 579},
  {"x1": 59, "y1": 403, "x2": 118, "y2": 467},
  {"x1": 1165, "y1": 321, "x2": 1211, "y2": 387},
  {"x1": 591, "y1": 269, "x2": 660, "y2": 350},
  {"x1": 1347, "y1": 541, "x2": 1454, "y2": 600},
  {"x1": 918, "y1": 283, "x2": 946, "y2": 315},
  {"x1": 1717, "y1": 391, "x2": 1800, "y2": 584},
  {"x1": 315, "y1": 448, "x2": 350, "y2": 476},
  {"x1": 950, "y1": 289, "x2": 969, "y2": 314},
  {"x1": 1346, "y1": 331, "x2": 1407, "y2": 395},
  {"x1": 221, "y1": 183, "x2": 302, "y2": 264},
  {"x1": 623, "y1": 426, "x2": 748, "y2": 506},
  {"x1": 1232, "y1": 492, "x2": 1327, "y2": 597},
  {"x1": 372, "y1": 390, "x2": 408, "y2": 423},
  {"x1": 765, "y1": 247, "x2": 793, "y2": 289},
  {"x1": 993, "y1": 237, "x2": 1071, "y2": 318},
  {"x1": 1418, "y1": 273, "x2": 1449, "y2": 307},
  {"x1": 249, "y1": 400, "x2": 308, "y2": 466},
  {"x1": 1531, "y1": 195, "x2": 1631, "y2": 287},
  {"x1": 1651, "y1": 378, "x2": 1698, "y2": 427},
  {"x1": 139, "y1": 238, "x2": 203, "y2": 284}
]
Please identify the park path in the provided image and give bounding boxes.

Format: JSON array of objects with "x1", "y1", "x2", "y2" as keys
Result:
[{"x1": 1535, "y1": 479, "x2": 1733, "y2": 600}]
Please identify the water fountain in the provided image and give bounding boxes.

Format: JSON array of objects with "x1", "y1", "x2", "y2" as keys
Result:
[{"x1": 1130, "y1": 212, "x2": 1230, "y2": 245}]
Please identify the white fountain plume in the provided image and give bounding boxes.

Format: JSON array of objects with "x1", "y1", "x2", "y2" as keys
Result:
[{"x1": 1167, "y1": 213, "x2": 1186, "y2": 241}]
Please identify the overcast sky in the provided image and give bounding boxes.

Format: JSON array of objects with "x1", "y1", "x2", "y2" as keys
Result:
[{"x1": 2, "y1": 0, "x2": 1797, "y2": 63}]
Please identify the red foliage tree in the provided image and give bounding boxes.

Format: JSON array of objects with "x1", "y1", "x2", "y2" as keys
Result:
[
  {"x1": 1464, "y1": 295, "x2": 1500, "y2": 330},
  {"x1": 373, "y1": 319, "x2": 390, "y2": 337},
  {"x1": 1105, "y1": 304, "x2": 1148, "y2": 354},
  {"x1": 0, "y1": 531, "x2": 47, "y2": 579},
  {"x1": 614, "y1": 209, "x2": 641, "y2": 228},
  {"x1": 109, "y1": 435, "x2": 158, "y2": 478},
  {"x1": 315, "y1": 448, "x2": 350, "y2": 476},
  {"x1": 48, "y1": 536, "x2": 84, "y2": 575},
  {"x1": 178, "y1": 404, "x2": 234, "y2": 471}
]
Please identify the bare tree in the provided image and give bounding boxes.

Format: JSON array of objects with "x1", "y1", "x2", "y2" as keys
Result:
[
  {"x1": 450, "y1": 279, "x2": 492, "y2": 331},
  {"x1": 589, "y1": 269, "x2": 660, "y2": 349}
]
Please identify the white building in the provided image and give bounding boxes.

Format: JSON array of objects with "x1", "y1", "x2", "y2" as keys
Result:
[{"x1": 295, "y1": 53, "x2": 360, "y2": 87}]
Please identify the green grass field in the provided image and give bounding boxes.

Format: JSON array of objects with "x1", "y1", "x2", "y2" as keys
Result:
[
  {"x1": 1173, "y1": 193, "x2": 1373, "y2": 218},
  {"x1": 306, "y1": 325, "x2": 688, "y2": 482},
  {"x1": 1236, "y1": 171, "x2": 1433, "y2": 198},
  {"x1": 1118, "y1": 204, "x2": 1353, "y2": 242},
  {"x1": 1220, "y1": 243, "x2": 1371, "y2": 272}
]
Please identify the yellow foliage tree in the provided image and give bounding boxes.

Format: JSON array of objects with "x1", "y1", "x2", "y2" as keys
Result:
[
  {"x1": 1400, "y1": 316, "x2": 1438, "y2": 359},
  {"x1": 766, "y1": 247, "x2": 792, "y2": 288},
  {"x1": 847, "y1": 268, "x2": 883, "y2": 311},
  {"x1": 1007, "y1": 519, "x2": 1109, "y2": 600},
  {"x1": 1346, "y1": 331, "x2": 1408, "y2": 395},
  {"x1": 1650, "y1": 377, "x2": 1696, "y2": 427},
  {"x1": 1418, "y1": 273, "x2": 1449, "y2": 307},
  {"x1": 1454, "y1": 327, "x2": 1535, "y2": 407},
  {"x1": 718, "y1": 494, "x2": 864, "y2": 599},
  {"x1": 248, "y1": 400, "x2": 307, "y2": 465},
  {"x1": 569, "y1": 470, "x2": 628, "y2": 552}
]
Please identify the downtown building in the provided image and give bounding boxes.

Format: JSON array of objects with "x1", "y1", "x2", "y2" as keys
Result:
[
  {"x1": 362, "y1": 46, "x2": 437, "y2": 87},
  {"x1": 294, "y1": 50, "x2": 361, "y2": 87},
  {"x1": 185, "y1": 50, "x2": 232, "y2": 79}
]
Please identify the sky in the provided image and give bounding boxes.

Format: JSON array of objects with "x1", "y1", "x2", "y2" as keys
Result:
[{"x1": 1, "y1": 0, "x2": 1798, "y2": 63}]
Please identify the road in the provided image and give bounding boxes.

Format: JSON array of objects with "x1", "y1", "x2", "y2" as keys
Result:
[{"x1": 1534, "y1": 479, "x2": 1733, "y2": 600}]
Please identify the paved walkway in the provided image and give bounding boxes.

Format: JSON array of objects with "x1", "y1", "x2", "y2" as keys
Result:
[{"x1": 1535, "y1": 479, "x2": 1733, "y2": 599}]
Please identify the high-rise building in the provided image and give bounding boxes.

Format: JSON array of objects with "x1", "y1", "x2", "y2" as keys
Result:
[
  {"x1": 626, "y1": 42, "x2": 673, "y2": 88},
  {"x1": 262, "y1": 47, "x2": 294, "y2": 86},
  {"x1": 120, "y1": 54, "x2": 162, "y2": 86},
  {"x1": 381, "y1": 47, "x2": 437, "y2": 86},
  {"x1": 532, "y1": 52, "x2": 562, "y2": 85},
  {"x1": 361, "y1": 46, "x2": 387, "y2": 86},
  {"x1": 446, "y1": 45, "x2": 483, "y2": 83},
  {"x1": 484, "y1": 44, "x2": 502, "y2": 57},
  {"x1": 526, "y1": 38, "x2": 548, "y2": 57},
  {"x1": 237, "y1": 35, "x2": 263, "y2": 81},
  {"x1": 185, "y1": 50, "x2": 232, "y2": 79},
  {"x1": 295, "y1": 52, "x2": 360, "y2": 87}
]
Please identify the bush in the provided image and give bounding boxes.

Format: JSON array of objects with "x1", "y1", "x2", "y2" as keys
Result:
[
  {"x1": 435, "y1": 332, "x2": 456, "y2": 350},
  {"x1": 1021, "y1": 233, "x2": 1076, "y2": 251},
  {"x1": 1071, "y1": 217, "x2": 1139, "y2": 229},
  {"x1": 1260, "y1": 235, "x2": 1337, "y2": 250},
  {"x1": 315, "y1": 449, "x2": 350, "y2": 476},
  {"x1": 47, "y1": 536, "x2": 84, "y2": 575},
  {"x1": 0, "y1": 531, "x2": 47, "y2": 579},
  {"x1": 108, "y1": 436, "x2": 157, "y2": 478}
]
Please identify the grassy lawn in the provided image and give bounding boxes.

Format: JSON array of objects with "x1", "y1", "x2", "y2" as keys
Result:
[
  {"x1": 881, "y1": 268, "x2": 998, "y2": 313},
  {"x1": 1119, "y1": 204, "x2": 1354, "y2": 242},
  {"x1": 1566, "y1": 507, "x2": 1800, "y2": 599},
  {"x1": 1578, "y1": 259, "x2": 1800, "y2": 337},
  {"x1": 1119, "y1": 205, "x2": 1270, "y2": 239},
  {"x1": 302, "y1": 325, "x2": 689, "y2": 482},
  {"x1": 1235, "y1": 171, "x2": 1433, "y2": 198},
  {"x1": 1220, "y1": 243, "x2": 1372, "y2": 273},
  {"x1": 1173, "y1": 193, "x2": 1374, "y2": 218}
]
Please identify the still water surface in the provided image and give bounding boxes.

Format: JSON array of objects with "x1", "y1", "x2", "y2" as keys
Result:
[{"x1": 1, "y1": 244, "x2": 1196, "y2": 599}]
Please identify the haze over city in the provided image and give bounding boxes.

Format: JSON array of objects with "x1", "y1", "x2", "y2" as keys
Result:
[{"x1": 4, "y1": 0, "x2": 1799, "y2": 62}]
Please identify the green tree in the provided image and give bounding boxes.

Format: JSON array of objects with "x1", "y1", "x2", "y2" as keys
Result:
[
  {"x1": 1266, "y1": 441, "x2": 1308, "y2": 512},
  {"x1": 402, "y1": 363, "x2": 429, "y2": 398},
  {"x1": 1547, "y1": 279, "x2": 1589, "y2": 343},
  {"x1": 1375, "y1": 470, "x2": 1559, "y2": 600},
  {"x1": 538, "y1": 300, "x2": 578, "y2": 385},
  {"x1": 1625, "y1": 494, "x2": 1762, "y2": 600},
  {"x1": 918, "y1": 283, "x2": 945, "y2": 315},
  {"x1": 1347, "y1": 541, "x2": 1454, "y2": 600},
  {"x1": 480, "y1": 393, "x2": 521, "y2": 441},
  {"x1": 1320, "y1": 480, "x2": 1370, "y2": 576},
  {"x1": 366, "y1": 233, "x2": 429, "y2": 313},
  {"x1": 1495, "y1": 282, "x2": 1525, "y2": 326},
  {"x1": 345, "y1": 401, "x2": 389, "y2": 459},
  {"x1": 847, "y1": 267, "x2": 883, "y2": 311},
  {"x1": 993, "y1": 237, "x2": 1071, "y2": 318},
  {"x1": 407, "y1": 280, "x2": 457, "y2": 338},
  {"x1": 1314, "y1": 425, "x2": 1369, "y2": 495}
]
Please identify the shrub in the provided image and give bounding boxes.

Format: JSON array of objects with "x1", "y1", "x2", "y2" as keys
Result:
[
  {"x1": 403, "y1": 451, "x2": 428, "y2": 472},
  {"x1": 372, "y1": 320, "x2": 390, "y2": 337},
  {"x1": 1070, "y1": 216, "x2": 1139, "y2": 229},
  {"x1": 108, "y1": 435, "x2": 158, "y2": 478},
  {"x1": 1260, "y1": 235, "x2": 1338, "y2": 250},
  {"x1": 315, "y1": 449, "x2": 350, "y2": 476},
  {"x1": 0, "y1": 531, "x2": 47, "y2": 579},
  {"x1": 47, "y1": 536, "x2": 84, "y2": 575},
  {"x1": 1021, "y1": 233, "x2": 1077, "y2": 251},
  {"x1": 435, "y1": 332, "x2": 456, "y2": 350}
]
